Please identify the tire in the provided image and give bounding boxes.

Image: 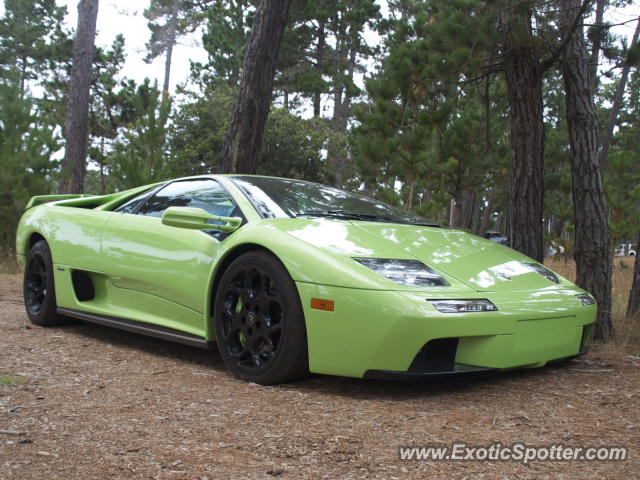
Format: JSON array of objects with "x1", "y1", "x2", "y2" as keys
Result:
[
  {"x1": 23, "y1": 240, "x2": 66, "y2": 326},
  {"x1": 214, "y1": 251, "x2": 309, "y2": 385}
]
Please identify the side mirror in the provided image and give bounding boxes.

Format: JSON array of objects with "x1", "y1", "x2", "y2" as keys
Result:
[{"x1": 161, "y1": 206, "x2": 242, "y2": 233}]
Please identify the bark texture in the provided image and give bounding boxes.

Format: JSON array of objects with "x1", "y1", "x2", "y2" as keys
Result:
[
  {"x1": 501, "y1": 6, "x2": 545, "y2": 262},
  {"x1": 58, "y1": 0, "x2": 99, "y2": 194},
  {"x1": 219, "y1": 0, "x2": 291, "y2": 174},
  {"x1": 627, "y1": 231, "x2": 640, "y2": 317},
  {"x1": 561, "y1": 0, "x2": 613, "y2": 340},
  {"x1": 589, "y1": 0, "x2": 606, "y2": 88}
]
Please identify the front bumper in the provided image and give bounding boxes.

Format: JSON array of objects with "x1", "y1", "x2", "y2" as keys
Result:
[{"x1": 295, "y1": 282, "x2": 596, "y2": 379}]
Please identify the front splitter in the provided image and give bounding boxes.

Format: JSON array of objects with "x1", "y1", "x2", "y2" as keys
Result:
[{"x1": 363, "y1": 363, "x2": 499, "y2": 382}]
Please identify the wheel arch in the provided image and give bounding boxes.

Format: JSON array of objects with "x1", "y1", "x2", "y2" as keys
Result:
[
  {"x1": 27, "y1": 232, "x2": 46, "y2": 251},
  {"x1": 206, "y1": 243, "x2": 282, "y2": 338}
]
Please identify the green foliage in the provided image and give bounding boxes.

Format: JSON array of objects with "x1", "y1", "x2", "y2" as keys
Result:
[
  {"x1": 259, "y1": 109, "x2": 336, "y2": 183},
  {"x1": 0, "y1": 82, "x2": 59, "y2": 250},
  {"x1": 169, "y1": 81, "x2": 235, "y2": 175},
  {"x1": 169, "y1": 81, "x2": 335, "y2": 182},
  {"x1": 0, "y1": 0, "x2": 68, "y2": 94},
  {"x1": 0, "y1": 374, "x2": 28, "y2": 385},
  {"x1": 353, "y1": 0, "x2": 508, "y2": 223},
  {"x1": 108, "y1": 80, "x2": 171, "y2": 190},
  {"x1": 603, "y1": 70, "x2": 640, "y2": 244},
  {"x1": 194, "y1": 0, "x2": 255, "y2": 86}
]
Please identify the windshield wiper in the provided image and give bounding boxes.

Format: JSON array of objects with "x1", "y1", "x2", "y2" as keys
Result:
[
  {"x1": 296, "y1": 210, "x2": 391, "y2": 221},
  {"x1": 296, "y1": 209, "x2": 440, "y2": 227}
]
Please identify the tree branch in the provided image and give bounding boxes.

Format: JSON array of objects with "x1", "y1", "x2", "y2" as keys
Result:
[{"x1": 539, "y1": 0, "x2": 593, "y2": 73}]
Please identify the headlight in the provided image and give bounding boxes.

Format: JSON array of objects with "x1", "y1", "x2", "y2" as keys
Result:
[
  {"x1": 353, "y1": 258, "x2": 448, "y2": 286},
  {"x1": 524, "y1": 263, "x2": 559, "y2": 284},
  {"x1": 429, "y1": 299, "x2": 498, "y2": 313},
  {"x1": 576, "y1": 294, "x2": 596, "y2": 306}
]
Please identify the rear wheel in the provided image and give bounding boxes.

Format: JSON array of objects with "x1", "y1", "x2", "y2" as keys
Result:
[
  {"x1": 214, "y1": 251, "x2": 308, "y2": 384},
  {"x1": 23, "y1": 240, "x2": 66, "y2": 326}
]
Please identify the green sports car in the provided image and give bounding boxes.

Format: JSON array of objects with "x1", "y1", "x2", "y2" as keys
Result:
[{"x1": 16, "y1": 175, "x2": 596, "y2": 384}]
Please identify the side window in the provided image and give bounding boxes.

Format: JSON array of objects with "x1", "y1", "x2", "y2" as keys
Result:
[
  {"x1": 115, "y1": 190, "x2": 155, "y2": 214},
  {"x1": 137, "y1": 179, "x2": 237, "y2": 219}
]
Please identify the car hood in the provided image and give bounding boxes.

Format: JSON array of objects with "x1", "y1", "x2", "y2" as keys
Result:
[
  {"x1": 352, "y1": 222, "x2": 564, "y2": 292},
  {"x1": 279, "y1": 218, "x2": 564, "y2": 292}
]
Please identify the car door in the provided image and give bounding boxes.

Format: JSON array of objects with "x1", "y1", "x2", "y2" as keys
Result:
[{"x1": 100, "y1": 178, "x2": 242, "y2": 331}]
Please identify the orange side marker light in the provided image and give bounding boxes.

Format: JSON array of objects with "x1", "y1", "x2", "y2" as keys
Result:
[{"x1": 311, "y1": 298, "x2": 334, "y2": 312}]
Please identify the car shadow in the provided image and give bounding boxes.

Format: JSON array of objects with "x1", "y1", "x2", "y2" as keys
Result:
[
  {"x1": 62, "y1": 320, "x2": 226, "y2": 371},
  {"x1": 62, "y1": 320, "x2": 570, "y2": 400}
]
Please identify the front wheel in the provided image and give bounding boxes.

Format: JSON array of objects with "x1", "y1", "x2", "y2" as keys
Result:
[
  {"x1": 214, "y1": 251, "x2": 308, "y2": 385},
  {"x1": 23, "y1": 240, "x2": 66, "y2": 326}
]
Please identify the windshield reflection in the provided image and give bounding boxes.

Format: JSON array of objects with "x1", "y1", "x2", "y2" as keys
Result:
[{"x1": 231, "y1": 176, "x2": 437, "y2": 226}]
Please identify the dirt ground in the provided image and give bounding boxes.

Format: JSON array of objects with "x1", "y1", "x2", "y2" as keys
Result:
[{"x1": 1, "y1": 273, "x2": 638, "y2": 480}]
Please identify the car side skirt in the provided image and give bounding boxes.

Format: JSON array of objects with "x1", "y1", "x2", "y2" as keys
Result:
[{"x1": 57, "y1": 307, "x2": 215, "y2": 350}]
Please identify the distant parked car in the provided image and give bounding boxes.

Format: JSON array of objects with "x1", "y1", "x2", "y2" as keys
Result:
[
  {"x1": 546, "y1": 242, "x2": 566, "y2": 258},
  {"x1": 614, "y1": 244, "x2": 637, "y2": 257},
  {"x1": 484, "y1": 231, "x2": 508, "y2": 246}
]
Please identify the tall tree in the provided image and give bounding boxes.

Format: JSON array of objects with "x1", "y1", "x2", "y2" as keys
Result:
[
  {"x1": 109, "y1": 79, "x2": 170, "y2": 189},
  {"x1": 58, "y1": 0, "x2": 99, "y2": 194},
  {"x1": 0, "y1": 82, "x2": 59, "y2": 251},
  {"x1": 0, "y1": 0, "x2": 68, "y2": 96},
  {"x1": 500, "y1": 1, "x2": 546, "y2": 262},
  {"x1": 197, "y1": 0, "x2": 255, "y2": 87},
  {"x1": 598, "y1": 16, "x2": 640, "y2": 169},
  {"x1": 219, "y1": 0, "x2": 291, "y2": 174},
  {"x1": 144, "y1": 0, "x2": 207, "y2": 103},
  {"x1": 560, "y1": 0, "x2": 612, "y2": 340},
  {"x1": 326, "y1": 0, "x2": 379, "y2": 186}
]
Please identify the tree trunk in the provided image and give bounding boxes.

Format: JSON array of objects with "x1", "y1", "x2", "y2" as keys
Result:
[
  {"x1": 313, "y1": 18, "x2": 326, "y2": 118},
  {"x1": 451, "y1": 188, "x2": 476, "y2": 231},
  {"x1": 598, "y1": 16, "x2": 640, "y2": 170},
  {"x1": 589, "y1": 0, "x2": 606, "y2": 88},
  {"x1": 58, "y1": 0, "x2": 99, "y2": 194},
  {"x1": 501, "y1": 5, "x2": 545, "y2": 262},
  {"x1": 627, "y1": 231, "x2": 640, "y2": 317},
  {"x1": 162, "y1": 0, "x2": 180, "y2": 106},
  {"x1": 561, "y1": 0, "x2": 613, "y2": 340},
  {"x1": 328, "y1": 40, "x2": 357, "y2": 186},
  {"x1": 480, "y1": 189, "x2": 495, "y2": 234},
  {"x1": 219, "y1": 0, "x2": 291, "y2": 174}
]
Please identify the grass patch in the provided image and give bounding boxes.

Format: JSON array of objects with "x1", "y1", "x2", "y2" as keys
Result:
[{"x1": 0, "y1": 375, "x2": 28, "y2": 386}]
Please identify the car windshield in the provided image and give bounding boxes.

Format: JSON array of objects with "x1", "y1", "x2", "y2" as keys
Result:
[{"x1": 230, "y1": 176, "x2": 438, "y2": 226}]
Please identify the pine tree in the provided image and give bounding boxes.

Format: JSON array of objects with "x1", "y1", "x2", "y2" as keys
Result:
[
  {"x1": 560, "y1": 0, "x2": 612, "y2": 340},
  {"x1": 58, "y1": 0, "x2": 99, "y2": 194},
  {"x1": 219, "y1": 0, "x2": 292, "y2": 173},
  {"x1": 144, "y1": 0, "x2": 207, "y2": 103},
  {"x1": 0, "y1": 0, "x2": 68, "y2": 96},
  {"x1": 109, "y1": 79, "x2": 170, "y2": 189},
  {"x1": 0, "y1": 82, "x2": 59, "y2": 250},
  {"x1": 196, "y1": 0, "x2": 255, "y2": 86}
]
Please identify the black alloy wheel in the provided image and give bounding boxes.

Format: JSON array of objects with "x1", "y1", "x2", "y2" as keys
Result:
[
  {"x1": 23, "y1": 240, "x2": 66, "y2": 326},
  {"x1": 214, "y1": 251, "x2": 308, "y2": 384}
]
